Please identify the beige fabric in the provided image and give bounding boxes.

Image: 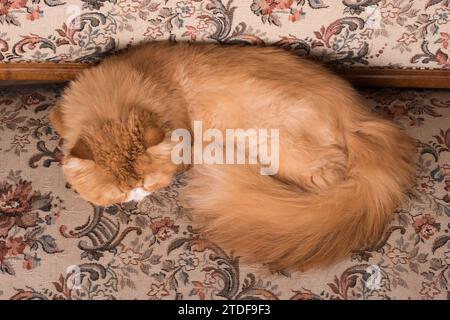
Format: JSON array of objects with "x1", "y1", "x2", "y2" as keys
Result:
[
  {"x1": 0, "y1": 1, "x2": 449, "y2": 69},
  {"x1": 0, "y1": 84, "x2": 449, "y2": 300}
]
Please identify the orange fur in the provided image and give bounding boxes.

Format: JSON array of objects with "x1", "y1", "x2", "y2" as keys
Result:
[{"x1": 51, "y1": 42, "x2": 416, "y2": 271}]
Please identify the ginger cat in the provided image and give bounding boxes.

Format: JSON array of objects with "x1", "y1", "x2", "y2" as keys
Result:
[{"x1": 50, "y1": 42, "x2": 415, "y2": 271}]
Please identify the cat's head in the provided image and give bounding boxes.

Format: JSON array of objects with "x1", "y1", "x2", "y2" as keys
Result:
[{"x1": 61, "y1": 110, "x2": 181, "y2": 206}]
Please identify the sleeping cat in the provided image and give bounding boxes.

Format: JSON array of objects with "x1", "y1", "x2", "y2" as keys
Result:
[{"x1": 50, "y1": 42, "x2": 416, "y2": 271}]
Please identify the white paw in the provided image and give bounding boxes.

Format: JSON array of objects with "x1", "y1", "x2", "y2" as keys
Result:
[{"x1": 125, "y1": 187, "x2": 152, "y2": 202}]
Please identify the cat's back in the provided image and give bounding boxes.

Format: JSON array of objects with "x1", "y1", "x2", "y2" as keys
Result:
[{"x1": 123, "y1": 41, "x2": 332, "y2": 82}]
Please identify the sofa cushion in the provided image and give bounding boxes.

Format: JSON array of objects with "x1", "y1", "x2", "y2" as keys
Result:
[
  {"x1": 0, "y1": 83, "x2": 449, "y2": 300},
  {"x1": 0, "y1": 0, "x2": 449, "y2": 69}
]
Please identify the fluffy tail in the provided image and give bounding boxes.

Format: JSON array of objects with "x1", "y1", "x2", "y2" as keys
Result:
[{"x1": 183, "y1": 119, "x2": 416, "y2": 271}]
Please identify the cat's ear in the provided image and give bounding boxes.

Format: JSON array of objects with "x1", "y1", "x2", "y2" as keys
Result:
[
  {"x1": 144, "y1": 127, "x2": 165, "y2": 147},
  {"x1": 69, "y1": 137, "x2": 94, "y2": 161},
  {"x1": 49, "y1": 104, "x2": 67, "y2": 137}
]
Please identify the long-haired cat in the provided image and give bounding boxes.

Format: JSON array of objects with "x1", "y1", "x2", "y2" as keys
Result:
[{"x1": 50, "y1": 42, "x2": 416, "y2": 271}]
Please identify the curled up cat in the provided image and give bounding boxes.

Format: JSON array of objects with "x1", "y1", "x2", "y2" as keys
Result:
[{"x1": 50, "y1": 42, "x2": 416, "y2": 271}]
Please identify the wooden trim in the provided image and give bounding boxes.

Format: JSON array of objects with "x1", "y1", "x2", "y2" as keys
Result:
[
  {"x1": 0, "y1": 63, "x2": 449, "y2": 88},
  {"x1": 0, "y1": 63, "x2": 89, "y2": 81},
  {"x1": 336, "y1": 68, "x2": 450, "y2": 89}
]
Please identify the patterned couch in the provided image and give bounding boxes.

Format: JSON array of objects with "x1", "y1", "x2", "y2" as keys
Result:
[
  {"x1": 0, "y1": 0, "x2": 449, "y2": 69},
  {"x1": 0, "y1": 1, "x2": 449, "y2": 300}
]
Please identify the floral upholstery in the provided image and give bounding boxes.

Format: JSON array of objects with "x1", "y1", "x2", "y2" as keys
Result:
[
  {"x1": 0, "y1": 84, "x2": 449, "y2": 300},
  {"x1": 0, "y1": 0, "x2": 449, "y2": 69}
]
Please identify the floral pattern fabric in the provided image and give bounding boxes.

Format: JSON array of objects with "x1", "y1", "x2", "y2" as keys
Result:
[
  {"x1": 0, "y1": 1, "x2": 449, "y2": 69},
  {"x1": 0, "y1": 84, "x2": 449, "y2": 300}
]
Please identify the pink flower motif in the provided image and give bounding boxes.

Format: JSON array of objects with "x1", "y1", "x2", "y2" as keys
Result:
[
  {"x1": 204, "y1": 271, "x2": 219, "y2": 285},
  {"x1": 435, "y1": 49, "x2": 449, "y2": 66},
  {"x1": 183, "y1": 25, "x2": 197, "y2": 41},
  {"x1": 118, "y1": 0, "x2": 141, "y2": 13},
  {"x1": 147, "y1": 283, "x2": 170, "y2": 300},
  {"x1": 420, "y1": 281, "x2": 441, "y2": 299},
  {"x1": 398, "y1": 32, "x2": 417, "y2": 46},
  {"x1": 386, "y1": 248, "x2": 408, "y2": 265},
  {"x1": 92, "y1": 33, "x2": 109, "y2": 46},
  {"x1": 0, "y1": 0, "x2": 10, "y2": 16},
  {"x1": 414, "y1": 176, "x2": 435, "y2": 195},
  {"x1": 150, "y1": 217, "x2": 178, "y2": 241},
  {"x1": 21, "y1": 92, "x2": 45, "y2": 105},
  {"x1": 254, "y1": 0, "x2": 294, "y2": 15},
  {"x1": 26, "y1": 5, "x2": 41, "y2": 21},
  {"x1": 118, "y1": 248, "x2": 140, "y2": 265},
  {"x1": 6, "y1": 236, "x2": 26, "y2": 256},
  {"x1": 12, "y1": 134, "x2": 30, "y2": 149},
  {"x1": 347, "y1": 38, "x2": 363, "y2": 50},
  {"x1": 10, "y1": 0, "x2": 27, "y2": 9},
  {"x1": 380, "y1": 3, "x2": 400, "y2": 19},
  {"x1": 288, "y1": 8, "x2": 304, "y2": 22},
  {"x1": 0, "y1": 179, "x2": 41, "y2": 239},
  {"x1": 144, "y1": 26, "x2": 164, "y2": 40},
  {"x1": 197, "y1": 19, "x2": 209, "y2": 30},
  {"x1": 413, "y1": 214, "x2": 440, "y2": 241}
]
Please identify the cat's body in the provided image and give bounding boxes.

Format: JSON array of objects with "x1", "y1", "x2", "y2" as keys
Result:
[{"x1": 51, "y1": 42, "x2": 415, "y2": 271}]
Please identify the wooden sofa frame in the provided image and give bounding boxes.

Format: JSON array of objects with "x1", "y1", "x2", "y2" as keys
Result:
[{"x1": 0, "y1": 63, "x2": 449, "y2": 89}]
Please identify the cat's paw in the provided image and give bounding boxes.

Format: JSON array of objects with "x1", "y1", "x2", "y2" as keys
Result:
[{"x1": 125, "y1": 187, "x2": 152, "y2": 202}]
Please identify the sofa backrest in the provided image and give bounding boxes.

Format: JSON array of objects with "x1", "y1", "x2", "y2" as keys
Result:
[{"x1": 0, "y1": 1, "x2": 449, "y2": 86}]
